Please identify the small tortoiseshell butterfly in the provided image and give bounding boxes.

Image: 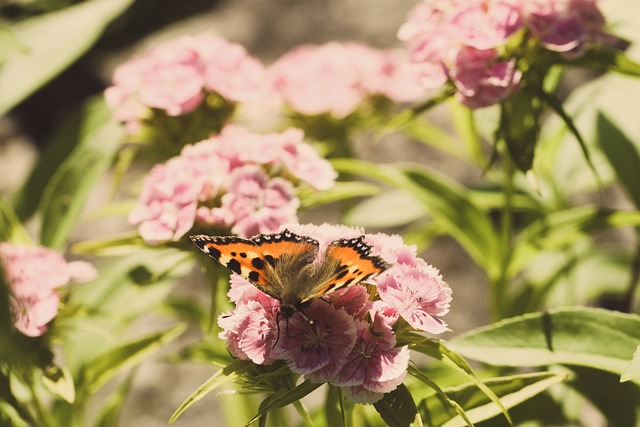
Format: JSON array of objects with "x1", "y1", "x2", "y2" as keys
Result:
[{"x1": 190, "y1": 229, "x2": 390, "y2": 318}]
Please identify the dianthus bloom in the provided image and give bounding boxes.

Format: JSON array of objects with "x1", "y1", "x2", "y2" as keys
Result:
[
  {"x1": 398, "y1": 0, "x2": 615, "y2": 108},
  {"x1": 216, "y1": 223, "x2": 452, "y2": 403},
  {"x1": 129, "y1": 125, "x2": 336, "y2": 244},
  {"x1": 0, "y1": 243, "x2": 96, "y2": 337},
  {"x1": 269, "y1": 42, "x2": 425, "y2": 117},
  {"x1": 105, "y1": 33, "x2": 265, "y2": 134}
]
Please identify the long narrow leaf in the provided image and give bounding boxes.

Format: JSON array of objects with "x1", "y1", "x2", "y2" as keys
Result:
[
  {"x1": 247, "y1": 380, "x2": 322, "y2": 426},
  {"x1": 0, "y1": 0, "x2": 135, "y2": 115},
  {"x1": 38, "y1": 97, "x2": 123, "y2": 250},
  {"x1": 419, "y1": 372, "x2": 566, "y2": 427},
  {"x1": 83, "y1": 323, "x2": 186, "y2": 394},
  {"x1": 170, "y1": 359, "x2": 253, "y2": 424}
]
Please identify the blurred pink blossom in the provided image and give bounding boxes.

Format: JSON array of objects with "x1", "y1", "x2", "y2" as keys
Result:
[
  {"x1": 0, "y1": 243, "x2": 96, "y2": 337},
  {"x1": 130, "y1": 126, "x2": 335, "y2": 243},
  {"x1": 269, "y1": 42, "x2": 424, "y2": 117},
  {"x1": 105, "y1": 34, "x2": 265, "y2": 133}
]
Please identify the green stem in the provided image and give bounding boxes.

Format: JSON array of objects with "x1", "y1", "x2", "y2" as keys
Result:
[
  {"x1": 27, "y1": 380, "x2": 56, "y2": 427},
  {"x1": 293, "y1": 399, "x2": 315, "y2": 427},
  {"x1": 492, "y1": 153, "x2": 516, "y2": 320}
]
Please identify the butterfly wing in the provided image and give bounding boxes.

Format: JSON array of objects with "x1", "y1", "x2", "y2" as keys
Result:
[
  {"x1": 298, "y1": 235, "x2": 390, "y2": 304},
  {"x1": 190, "y1": 230, "x2": 320, "y2": 300}
]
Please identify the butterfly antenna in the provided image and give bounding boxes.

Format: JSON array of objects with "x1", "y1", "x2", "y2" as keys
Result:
[{"x1": 272, "y1": 311, "x2": 282, "y2": 349}]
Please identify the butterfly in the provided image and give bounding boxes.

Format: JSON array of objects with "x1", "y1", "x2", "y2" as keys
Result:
[{"x1": 190, "y1": 229, "x2": 390, "y2": 319}]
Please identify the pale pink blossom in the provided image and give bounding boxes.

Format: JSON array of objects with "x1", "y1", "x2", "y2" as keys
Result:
[
  {"x1": 450, "y1": 47, "x2": 521, "y2": 109},
  {"x1": 218, "y1": 166, "x2": 300, "y2": 238},
  {"x1": 0, "y1": 243, "x2": 96, "y2": 337},
  {"x1": 333, "y1": 319, "x2": 410, "y2": 403},
  {"x1": 105, "y1": 34, "x2": 265, "y2": 133},
  {"x1": 128, "y1": 157, "x2": 203, "y2": 244},
  {"x1": 523, "y1": 0, "x2": 608, "y2": 55},
  {"x1": 130, "y1": 125, "x2": 335, "y2": 244},
  {"x1": 375, "y1": 260, "x2": 452, "y2": 334}
]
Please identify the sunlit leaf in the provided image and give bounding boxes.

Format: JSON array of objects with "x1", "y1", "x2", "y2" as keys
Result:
[
  {"x1": 344, "y1": 189, "x2": 427, "y2": 228},
  {"x1": 37, "y1": 97, "x2": 123, "y2": 250},
  {"x1": 42, "y1": 365, "x2": 75, "y2": 404},
  {"x1": 170, "y1": 359, "x2": 253, "y2": 424},
  {"x1": 248, "y1": 380, "x2": 322, "y2": 426},
  {"x1": 621, "y1": 344, "x2": 640, "y2": 383},
  {"x1": 449, "y1": 307, "x2": 640, "y2": 385},
  {"x1": 419, "y1": 372, "x2": 566, "y2": 427},
  {"x1": 83, "y1": 323, "x2": 186, "y2": 394},
  {"x1": 0, "y1": 0, "x2": 135, "y2": 115},
  {"x1": 596, "y1": 113, "x2": 640, "y2": 209}
]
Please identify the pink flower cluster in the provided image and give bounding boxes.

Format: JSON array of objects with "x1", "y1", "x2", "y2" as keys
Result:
[
  {"x1": 399, "y1": 0, "x2": 612, "y2": 108},
  {"x1": 129, "y1": 126, "x2": 337, "y2": 244},
  {"x1": 0, "y1": 243, "x2": 96, "y2": 337},
  {"x1": 105, "y1": 34, "x2": 265, "y2": 134},
  {"x1": 218, "y1": 223, "x2": 452, "y2": 404},
  {"x1": 269, "y1": 42, "x2": 426, "y2": 118}
]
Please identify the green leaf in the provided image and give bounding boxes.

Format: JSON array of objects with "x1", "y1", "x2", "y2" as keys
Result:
[
  {"x1": 37, "y1": 97, "x2": 123, "y2": 250},
  {"x1": 0, "y1": 401, "x2": 30, "y2": 427},
  {"x1": 419, "y1": 372, "x2": 566, "y2": 427},
  {"x1": 0, "y1": 200, "x2": 31, "y2": 244},
  {"x1": 409, "y1": 366, "x2": 473, "y2": 427},
  {"x1": 325, "y1": 385, "x2": 346, "y2": 427},
  {"x1": 299, "y1": 181, "x2": 380, "y2": 208},
  {"x1": 248, "y1": 380, "x2": 322, "y2": 426},
  {"x1": 449, "y1": 307, "x2": 640, "y2": 384},
  {"x1": 499, "y1": 89, "x2": 542, "y2": 172},
  {"x1": 510, "y1": 207, "x2": 640, "y2": 276},
  {"x1": 0, "y1": 24, "x2": 27, "y2": 64},
  {"x1": 373, "y1": 384, "x2": 422, "y2": 427},
  {"x1": 565, "y1": 48, "x2": 640, "y2": 77},
  {"x1": 82, "y1": 323, "x2": 186, "y2": 394},
  {"x1": 411, "y1": 340, "x2": 512, "y2": 425},
  {"x1": 92, "y1": 374, "x2": 133, "y2": 427},
  {"x1": 331, "y1": 159, "x2": 499, "y2": 277},
  {"x1": 621, "y1": 344, "x2": 640, "y2": 383},
  {"x1": 71, "y1": 231, "x2": 145, "y2": 256},
  {"x1": 42, "y1": 365, "x2": 75, "y2": 404},
  {"x1": 344, "y1": 189, "x2": 427, "y2": 228},
  {"x1": 596, "y1": 113, "x2": 640, "y2": 210},
  {"x1": 567, "y1": 366, "x2": 640, "y2": 427},
  {"x1": 0, "y1": 0, "x2": 135, "y2": 115},
  {"x1": 170, "y1": 359, "x2": 253, "y2": 424}
]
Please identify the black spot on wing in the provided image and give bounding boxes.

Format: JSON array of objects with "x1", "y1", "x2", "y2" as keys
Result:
[
  {"x1": 240, "y1": 252, "x2": 248, "y2": 258},
  {"x1": 251, "y1": 257, "x2": 265, "y2": 270},
  {"x1": 248, "y1": 271, "x2": 260, "y2": 282},
  {"x1": 208, "y1": 246, "x2": 221, "y2": 260},
  {"x1": 227, "y1": 259, "x2": 242, "y2": 274},
  {"x1": 265, "y1": 254, "x2": 276, "y2": 267},
  {"x1": 335, "y1": 270, "x2": 348, "y2": 280}
]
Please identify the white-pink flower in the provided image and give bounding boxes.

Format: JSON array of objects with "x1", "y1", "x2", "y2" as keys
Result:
[
  {"x1": 105, "y1": 33, "x2": 266, "y2": 133},
  {"x1": 130, "y1": 125, "x2": 336, "y2": 244},
  {"x1": 218, "y1": 166, "x2": 300, "y2": 238},
  {"x1": 333, "y1": 319, "x2": 410, "y2": 404},
  {"x1": 0, "y1": 243, "x2": 96, "y2": 337},
  {"x1": 375, "y1": 260, "x2": 452, "y2": 335}
]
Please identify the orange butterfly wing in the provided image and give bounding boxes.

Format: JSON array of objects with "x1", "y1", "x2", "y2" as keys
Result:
[
  {"x1": 298, "y1": 235, "x2": 390, "y2": 304},
  {"x1": 190, "y1": 230, "x2": 319, "y2": 299}
]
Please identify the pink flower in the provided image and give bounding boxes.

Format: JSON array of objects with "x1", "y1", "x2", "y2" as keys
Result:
[
  {"x1": 272, "y1": 300, "x2": 358, "y2": 379},
  {"x1": 375, "y1": 260, "x2": 452, "y2": 335},
  {"x1": 0, "y1": 243, "x2": 96, "y2": 337},
  {"x1": 217, "y1": 165, "x2": 300, "y2": 238},
  {"x1": 523, "y1": 0, "x2": 608, "y2": 55},
  {"x1": 269, "y1": 42, "x2": 424, "y2": 117},
  {"x1": 333, "y1": 318, "x2": 410, "y2": 404},
  {"x1": 128, "y1": 157, "x2": 203, "y2": 244},
  {"x1": 130, "y1": 125, "x2": 335, "y2": 244},
  {"x1": 450, "y1": 47, "x2": 521, "y2": 109},
  {"x1": 105, "y1": 34, "x2": 265, "y2": 133}
]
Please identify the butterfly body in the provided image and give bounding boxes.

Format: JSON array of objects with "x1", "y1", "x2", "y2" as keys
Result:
[{"x1": 190, "y1": 229, "x2": 389, "y2": 318}]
